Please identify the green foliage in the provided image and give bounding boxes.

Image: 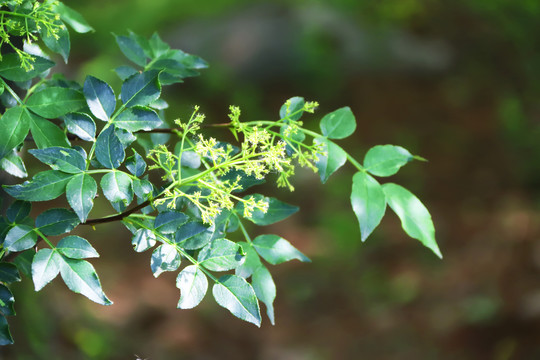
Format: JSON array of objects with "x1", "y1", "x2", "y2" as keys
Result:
[{"x1": 0, "y1": 2, "x2": 441, "y2": 346}]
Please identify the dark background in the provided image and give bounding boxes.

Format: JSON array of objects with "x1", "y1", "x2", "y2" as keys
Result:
[{"x1": 3, "y1": 0, "x2": 540, "y2": 359}]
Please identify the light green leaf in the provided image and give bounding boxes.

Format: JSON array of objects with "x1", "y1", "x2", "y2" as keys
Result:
[
  {"x1": 63, "y1": 112, "x2": 96, "y2": 141},
  {"x1": 154, "y1": 211, "x2": 189, "y2": 234},
  {"x1": 114, "y1": 33, "x2": 148, "y2": 67},
  {"x1": 212, "y1": 274, "x2": 261, "y2": 327},
  {"x1": 28, "y1": 111, "x2": 70, "y2": 149},
  {"x1": 279, "y1": 96, "x2": 305, "y2": 121},
  {"x1": 3, "y1": 170, "x2": 72, "y2": 201},
  {"x1": 319, "y1": 107, "x2": 356, "y2": 139},
  {"x1": 125, "y1": 150, "x2": 146, "y2": 177},
  {"x1": 0, "y1": 150, "x2": 28, "y2": 178},
  {"x1": 238, "y1": 194, "x2": 298, "y2": 226},
  {"x1": 131, "y1": 228, "x2": 156, "y2": 253},
  {"x1": 0, "y1": 285, "x2": 15, "y2": 316},
  {"x1": 0, "y1": 315, "x2": 13, "y2": 345},
  {"x1": 0, "y1": 53, "x2": 54, "y2": 82},
  {"x1": 252, "y1": 235, "x2": 310, "y2": 265},
  {"x1": 175, "y1": 222, "x2": 214, "y2": 250},
  {"x1": 0, "y1": 263, "x2": 21, "y2": 284},
  {"x1": 59, "y1": 256, "x2": 112, "y2": 305},
  {"x1": 176, "y1": 265, "x2": 208, "y2": 309},
  {"x1": 382, "y1": 183, "x2": 442, "y2": 258},
  {"x1": 198, "y1": 239, "x2": 245, "y2": 272},
  {"x1": 55, "y1": 3, "x2": 94, "y2": 33},
  {"x1": 6, "y1": 200, "x2": 31, "y2": 223},
  {"x1": 57, "y1": 236, "x2": 99, "y2": 259},
  {"x1": 95, "y1": 125, "x2": 125, "y2": 169},
  {"x1": 115, "y1": 65, "x2": 138, "y2": 81},
  {"x1": 31, "y1": 248, "x2": 61, "y2": 291},
  {"x1": 83, "y1": 76, "x2": 116, "y2": 121},
  {"x1": 35, "y1": 208, "x2": 80, "y2": 236},
  {"x1": 29, "y1": 146, "x2": 85, "y2": 174},
  {"x1": 252, "y1": 265, "x2": 276, "y2": 325},
  {"x1": 114, "y1": 106, "x2": 162, "y2": 132},
  {"x1": 100, "y1": 171, "x2": 133, "y2": 212},
  {"x1": 121, "y1": 71, "x2": 161, "y2": 108},
  {"x1": 235, "y1": 242, "x2": 262, "y2": 279},
  {"x1": 364, "y1": 145, "x2": 414, "y2": 177},
  {"x1": 351, "y1": 172, "x2": 386, "y2": 242},
  {"x1": 0, "y1": 106, "x2": 30, "y2": 160},
  {"x1": 150, "y1": 244, "x2": 181, "y2": 278},
  {"x1": 4, "y1": 225, "x2": 37, "y2": 252},
  {"x1": 315, "y1": 138, "x2": 347, "y2": 183},
  {"x1": 40, "y1": 20, "x2": 70, "y2": 63},
  {"x1": 26, "y1": 87, "x2": 86, "y2": 119},
  {"x1": 66, "y1": 173, "x2": 97, "y2": 223}
]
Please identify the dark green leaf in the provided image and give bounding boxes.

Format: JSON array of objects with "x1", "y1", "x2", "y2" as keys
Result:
[
  {"x1": 253, "y1": 234, "x2": 310, "y2": 265},
  {"x1": 319, "y1": 107, "x2": 356, "y2": 139},
  {"x1": 4, "y1": 225, "x2": 37, "y2": 251},
  {"x1": 55, "y1": 3, "x2": 94, "y2": 33},
  {"x1": 40, "y1": 20, "x2": 70, "y2": 63},
  {"x1": 66, "y1": 173, "x2": 97, "y2": 223},
  {"x1": 100, "y1": 171, "x2": 133, "y2": 212},
  {"x1": 121, "y1": 71, "x2": 161, "y2": 107},
  {"x1": 252, "y1": 265, "x2": 276, "y2": 325},
  {"x1": 6, "y1": 200, "x2": 31, "y2": 223},
  {"x1": 28, "y1": 111, "x2": 70, "y2": 149},
  {"x1": 57, "y1": 236, "x2": 99, "y2": 259},
  {"x1": 238, "y1": 194, "x2": 299, "y2": 226},
  {"x1": 0, "y1": 315, "x2": 13, "y2": 345},
  {"x1": 364, "y1": 145, "x2": 414, "y2": 177},
  {"x1": 0, "y1": 285, "x2": 15, "y2": 316},
  {"x1": 0, "y1": 263, "x2": 20, "y2": 284},
  {"x1": 3, "y1": 170, "x2": 72, "y2": 201},
  {"x1": 213, "y1": 274, "x2": 261, "y2": 327},
  {"x1": 351, "y1": 172, "x2": 386, "y2": 242},
  {"x1": 32, "y1": 248, "x2": 61, "y2": 291},
  {"x1": 235, "y1": 242, "x2": 262, "y2": 279},
  {"x1": 175, "y1": 222, "x2": 214, "y2": 250},
  {"x1": 0, "y1": 218, "x2": 8, "y2": 246},
  {"x1": 64, "y1": 112, "x2": 96, "y2": 141},
  {"x1": 131, "y1": 228, "x2": 156, "y2": 252},
  {"x1": 114, "y1": 106, "x2": 162, "y2": 132},
  {"x1": 133, "y1": 178, "x2": 154, "y2": 201},
  {"x1": 83, "y1": 76, "x2": 116, "y2": 121},
  {"x1": 150, "y1": 244, "x2": 181, "y2": 278},
  {"x1": 0, "y1": 150, "x2": 28, "y2": 178},
  {"x1": 176, "y1": 265, "x2": 208, "y2": 309},
  {"x1": 95, "y1": 126, "x2": 125, "y2": 169},
  {"x1": 115, "y1": 65, "x2": 138, "y2": 81},
  {"x1": 126, "y1": 150, "x2": 146, "y2": 177},
  {"x1": 26, "y1": 87, "x2": 86, "y2": 118},
  {"x1": 279, "y1": 96, "x2": 305, "y2": 121},
  {"x1": 382, "y1": 183, "x2": 441, "y2": 258},
  {"x1": 198, "y1": 239, "x2": 245, "y2": 272},
  {"x1": 0, "y1": 106, "x2": 30, "y2": 160},
  {"x1": 154, "y1": 211, "x2": 189, "y2": 234},
  {"x1": 35, "y1": 208, "x2": 80, "y2": 236},
  {"x1": 59, "y1": 256, "x2": 112, "y2": 305},
  {"x1": 0, "y1": 53, "x2": 54, "y2": 82},
  {"x1": 13, "y1": 250, "x2": 35, "y2": 279},
  {"x1": 29, "y1": 146, "x2": 85, "y2": 174},
  {"x1": 114, "y1": 33, "x2": 148, "y2": 66},
  {"x1": 315, "y1": 138, "x2": 347, "y2": 183}
]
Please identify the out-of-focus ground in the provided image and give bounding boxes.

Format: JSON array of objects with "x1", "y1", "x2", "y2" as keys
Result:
[{"x1": 3, "y1": 1, "x2": 540, "y2": 359}]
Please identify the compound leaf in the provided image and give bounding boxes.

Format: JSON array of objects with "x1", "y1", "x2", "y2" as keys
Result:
[
  {"x1": 0, "y1": 53, "x2": 54, "y2": 82},
  {"x1": 6, "y1": 200, "x2": 31, "y2": 223},
  {"x1": 212, "y1": 274, "x2": 261, "y2": 327},
  {"x1": 26, "y1": 87, "x2": 85, "y2": 119},
  {"x1": 3, "y1": 170, "x2": 72, "y2": 201},
  {"x1": 35, "y1": 208, "x2": 80, "y2": 236},
  {"x1": 4, "y1": 225, "x2": 37, "y2": 252},
  {"x1": 114, "y1": 106, "x2": 162, "y2": 132},
  {"x1": 55, "y1": 3, "x2": 94, "y2": 33},
  {"x1": 57, "y1": 236, "x2": 99, "y2": 259},
  {"x1": 150, "y1": 244, "x2": 181, "y2": 278},
  {"x1": 95, "y1": 126, "x2": 125, "y2": 169},
  {"x1": 315, "y1": 137, "x2": 347, "y2": 183},
  {"x1": 31, "y1": 248, "x2": 61, "y2": 291},
  {"x1": 364, "y1": 145, "x2": 414, "y2": 177},
  {"x1": 0, "y1": 106, "x2": 30, "y2": 160},
  {"x1": 154, "y1": 211, "x2": 189, "y2": 234},
  {"x1": 63, "y1": 112, "x2": 96, "y2": 141},
  {"x1": 59, "y1": 256, "x2": 112, "y2": 305},
  {"x1": 0, "y1": 263, "x2": 21, "y2": 284},
  {"x1": 66, "y1": 173, "x2": 97, "y2": 222},
  {"x1": 252, "y1": 265, "x2": 276, "y2": 325},
  {"x1": 319, "y1": 107, "x2": 356, "y2": 139},
  {"x1": 238, "y1": 194, "x2": 298, "y2": 226},
  {"x1": 100, "y1": 171, "x2": 133, "y2": 212},
  {"x1": 0, "y1": 150, "x2": 28, "y2": 178},
  {"x1": 252, "y1": 234, "x2": 310, "y2": 265},
  {"x1": 176, "y1": 265, "x2": 208, "y2": 309},
  {"x1": 198, "y1": 239, "x2": 245, "y2": 272},
  {"x1": 29, "y1": 147, "x2": 85, "y2": 174},
  {"x1": 0, "y1": 285, "x2": 15, "y2": 316},
  {"x1": 121, "y1": 71, "x2": 161, "y2": 108},
  {"x1": 83, "y1": 76, "x2": 116, "y2": 121},
  {"x1": 350, "y1": 172, "x2": 386, "y2": 242}
]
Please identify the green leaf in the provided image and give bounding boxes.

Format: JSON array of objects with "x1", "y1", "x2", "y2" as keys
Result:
[
  {"x1": 6, "y1": 200, "x2": 31, "y2": 223},
  {"x1": 132, "y1": 178, "x2": 154, "y2": 201},
  {"x1": 235, "y1": 242, "x2": 263, "y2": 279},
  {"x1": 125, "y1": 150, "x2": 146, "y2": 177},
  {"x1": 57, "y1": 236, "x2": 99, "y2": 259},
  {"x1": 121, "y1": 71, "x2": 161, "y2": 107},
  {"x1": 252, "y1": 235, "x2": 310, "y2": 265},
  {"x1": 238, "y1": 194, "x2": 299, "y2": 226},
  {"x1": 0, "y1": 315, "x2": 13, "y2": 345},
  {"x1": 176, "y1": 265, "x2": 208, "y2": 309},
  {"x1": 319, "y1": 107, "x2": 356, "y2": 139},
  {"x1": 213, "y1": 274, "x2": 261, "y2": 327},
  {"x1": 59, "y1": 256, "x2": 112, "y2": 305},
  {"x1": 66, "y1": 173, "x2": 97, "y2": 223},
  {"x1": 55, "y1": 3, "x2": 94, "y2": 33},
  {"x1": 114, "y1": 106, "x2": 162, "y2": 132},
  {"x1": 83, "y1": 76, "x2": 116, "y2": 121},
  {"x1": 28, "y1": 111, "x2": 70, "y2": 149},
  {"x1": 1, "y1": 150, "x2": 28, "y2": 178},
  {"x1": 63, "y1": 113, "x2": 96, "y2": 141},
  {"x1": 0, "y1": 285, "x2": 15, "y2": 316},
  {"x1": 115, "y1": 65, "x2": 138, "y2": 81},
  {"x1": 252, "y1": 266, "x2": 276, "y2": 325},
  {"x1": 0, "y1": 263, "x2": 21, "y2": 284},
  {"x1": 0, "y1": 53, "x2": 54, "y2": 82},
  {"x1": 198, "y1": 239, "x2": 245, "y2": 272},
  {"x1": 4, "y1": 225, "x2": 37, "y2": 251},
  {"x1": 0, "y1": 106, "x2": 30, "y2": 160},
  {"x1": 279, "y1": 96, "x2": 305, "y2": 121},
  {"x1": 35, "y1": 208, "x2": 80, "y2": 236},
  {"x1": 150, "y1": 244, "x2": 181, "y2": 278},
  {"x1": 40, "y1": 20, "x2": 70, "y2": 63},
  {"x1": 350, "y1": 172, "x2": 386, "y2": 242},
  {"x1": 364, "y1": 145, "x2": 414, "y2": 177},
  {"x1": 3, "y1": 170, "x2": 72, "y2": 201},
  {"x1": 32, "y1": 248, "x2": 61, "y2": 291},
  {"x1": 131, "y1": 228, "x2": 156, "y2": 252},
  {"x1": 26, "y1": 87, "x2": 86, "y2": 119},
  {"x1": 95, "y1": 126, "x2": 125, "y2": 169},
  {"x1": 115, "y1": 33, "x2": 148, "y2": 67},
  {"x1": 13, "y1": 250, "x2": 35, "y2": 279},
  {"x1": 29, "y1": 146, "x2": 85, "y2": 174},
  {"x1": 100, "y1": 171, "x2": 133, "y2": 212},
  {"x1": 175, "y1": 222, "x2": 214, "y2": 250},
  {"x1": 382, "y1": 183, "x2": 442, "y2": 258},
  {"x1": 154, "y1": 211, "x2": 189, "y2": 234},
  {"x1": 315, "y1": 138, "x2": 347, "y2": 183}
]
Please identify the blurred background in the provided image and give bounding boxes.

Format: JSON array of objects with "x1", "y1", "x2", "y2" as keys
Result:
[{"x1": 3, "y1": 0, "x2": 540, "y2": 358}]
